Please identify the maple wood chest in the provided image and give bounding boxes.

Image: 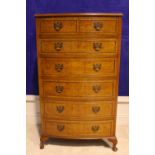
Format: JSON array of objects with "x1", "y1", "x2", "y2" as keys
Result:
[{"x1": 35, "y1": 13, "x2": 122, "y2": 151}]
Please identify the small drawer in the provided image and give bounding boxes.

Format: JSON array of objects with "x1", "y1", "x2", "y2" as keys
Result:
[
  {"x1": 42, "y1": 80, "x2": 115, "y2": 98},
  {"x1": 44, "y1": 101, "x2": 114, "y2": 119},
  {"x1": 79, "y1": 18, "x2": 117, "y2": 33},
  {"x1": 40, "y1": 40, "x2": 77, "y2": 53},
  {"x1": 40, "y1": 58, "x2": 117, "y2": 77},
  {"x1": 40, "y1": 19, "x2": 77, "y2": 33},
  {"x1": 44, "y1": 120, "x2": 113, "y2": 138},
  {"x1": 40, "y1": 40, "x2": 116, "y2": 54}
]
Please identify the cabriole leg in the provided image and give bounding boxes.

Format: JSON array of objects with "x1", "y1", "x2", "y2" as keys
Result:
[
  {"x1": 107, "y1": 137, "x2": 118, "y2": 151},
  {"x1": 40, "y1": 135, "x2": 49, "y2": 149}
]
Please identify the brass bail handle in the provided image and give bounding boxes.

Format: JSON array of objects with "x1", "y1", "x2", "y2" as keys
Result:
[
  {"x1": 55, "y1": 64, "x2": 64, "y2": 72},
  {"x1": 56, "y1": 106, "x2": 64, "y2": 113},
  {"x1": 55, "y1": 42, "x2": 63, "y2": 51},
  {"x1": 54, "y1": 21, "x2": 63, "y2": 31},
  {"x1": 57, "y1": 124, "x2": 65, "y2": 131},
  {"x1": 91, "y1": 125, "x2": 100, "y2": 132},
  {"x1": 92, "y1": 85, "x2": 101, "y2": 93},
  {"x1": 93, "y1": 64, "x2": 102, "y2": 72},
  {"x1": 94, "y1": 22, "x2": 103, "y2": 31},
  {"x1": 55, "y1": 86, "x2": 64, "y2": 93},
  {"x1": 92, "y1": 106, "x2": 100, "y2": 113},
  {"x1": 93, "y1": 42, "x2": 102, "y2": 51}
]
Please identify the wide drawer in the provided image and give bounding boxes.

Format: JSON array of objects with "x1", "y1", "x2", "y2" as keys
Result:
[
  {"x1": 40, "y1": 18, "x2": 77, "y2": 33},
  {"x1": 44, "y1": 100, "x2": 114, "y2": 119},
  {"x1": 41, "y1": 80, "x2": 115, "y2": 98},
  {"x1": 79, "y1": 17, "x2": 117, "y2": 33},
  {"x1": 40, "y1": 39, "x2": 117, "y2": 53},
  {"x1": 40, "y1": 58, "x2": 117, "y2": 77},
  {"x1": 44, "y1": 120, "x2": 114, "y2": 138}
]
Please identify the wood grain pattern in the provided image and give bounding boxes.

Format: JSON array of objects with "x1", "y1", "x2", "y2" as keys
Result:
[
  {"x1": 40, "y1": 58, "x2": 117, "y2": 77},
  {"x1": 44, "y1": 100, "x2": 114, "y2": 119},
  {"x1": 35, "y1": 13, "x2": 122, "y2": 151},
  {"x1": 79, "y1": 19, "x2": 117, "y2": 33},
  {"x1": 42, "y1": 80, "x2": 115, "y2": 98},
  {"x1": 40, "y1": 39, "x2": 117, "y2": 54},
  {"x1": 40, "y1": 19, "x2": 77, "y2": 33},
  {"x1": 44, "y1": 120, "x2": 114, "y2": 138}
]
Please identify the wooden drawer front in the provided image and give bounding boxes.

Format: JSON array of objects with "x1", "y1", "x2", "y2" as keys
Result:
[
  {"x1": 44, "y1": 101, "x2": 113, "y2": 119},
  {"x1": 40, "y1": 40, "x2": 116, "y2": 53},
  {"x1": 45, "y1": 120, "x2": 113, "y2": 138},
  {"x1": 79, "y1": 18, "x2": 117, "y2": 33},
  {"x1": 40, "y1": 19, "x2": 77, "y2": 33},
  {"x1": 40, "y1": 58, "x2": 116, "y2": 77},
  {"x1": 42, "y1": 81, "x2": 114, "y2": 98}
]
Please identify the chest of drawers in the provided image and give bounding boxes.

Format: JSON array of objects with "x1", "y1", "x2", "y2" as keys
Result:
[{"x1": 35, "y1": 13, "x2": 122, "y2": 151}]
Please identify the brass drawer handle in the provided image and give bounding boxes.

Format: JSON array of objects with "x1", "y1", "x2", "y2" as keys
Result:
[
  {"x1": 94, "y1": 22, "x2": 103, "y2": 31},
  {"x1": 93, "y1": 64, "x2": 102, "y2": 72},
  {"x1": 55, "y1": 64, "x2": 63, "y2": 72},
  {"x1": 91, "y1": 125, "x2": 100, "y2": 132},
  {"x1": 92, "y1": 106, "x2": 100, "y2": 113},
  {"x1": 57, "y1": 124, "x2": 65, "y2": 131},
  {"x1": 93, "y1": 43, "x2": 102, "y2": 51},
  {"x1": 54, "y1": 21, "x2": 63, "y2": 31},
  {"x1": 56, "y1": 106, "x2": 64, "y2": 113},
  {"x1": 55, "y1": 42, "x2": 63, "y2": 51},
  {"x1": 55, "y1": 86, "x2": 64, "y2": 93},
  {"x1": 92, "y1": 85, "x2": 101, "y2": 93}
]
